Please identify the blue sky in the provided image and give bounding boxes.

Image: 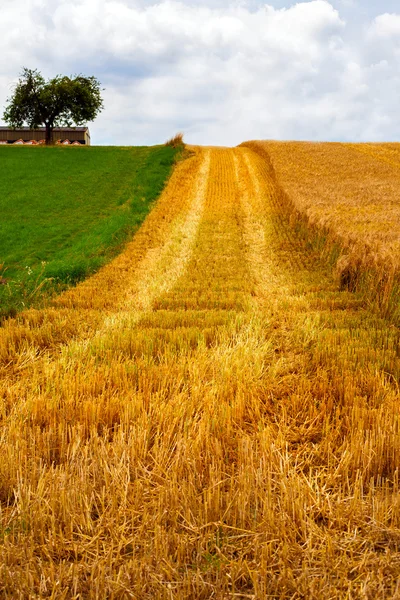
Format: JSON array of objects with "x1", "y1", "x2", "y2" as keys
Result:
[{"x1": 1, "y1": 0, "x2": 400, "y2": 145}]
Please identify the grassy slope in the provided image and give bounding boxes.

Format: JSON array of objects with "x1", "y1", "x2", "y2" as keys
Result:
[{"x1": 0, "y1": 144, "x2": 179, "y2": 319}]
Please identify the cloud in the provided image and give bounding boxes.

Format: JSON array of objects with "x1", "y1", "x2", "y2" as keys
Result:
[
  {"x1": 368, "y1": 12, "x2": 400, "y2": 38},
  {"x1": 0, "y1": 0, "x2": 399, "y2": 144}
]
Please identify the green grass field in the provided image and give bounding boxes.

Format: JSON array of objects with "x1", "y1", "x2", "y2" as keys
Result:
[{"x1": 0, "y1": 144, "x2": 180, "y2": 320}]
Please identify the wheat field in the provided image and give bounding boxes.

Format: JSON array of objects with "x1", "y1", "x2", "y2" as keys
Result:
[
  {"x1": 1, "y1": 145, "x2": 400, "y2": 598},
  {"x1": 242, "y1": 141, "x2": 400, "y2": 321}
]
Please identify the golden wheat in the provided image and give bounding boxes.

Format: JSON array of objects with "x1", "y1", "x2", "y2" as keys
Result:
[
  {"x1": 1, "y1": 145, "x2": 400, "y2": 598},
  {"x1": 242, "y1": 140, "x2": 400, "y2": 321}
]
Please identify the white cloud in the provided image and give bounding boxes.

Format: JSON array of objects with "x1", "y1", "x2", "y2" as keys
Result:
[
  {"x1": 0, "y1": 0, "x2": 399, "y2": 144},
  {"x1": 368, "y1": 13, "x2": 400, "y2": 38}
]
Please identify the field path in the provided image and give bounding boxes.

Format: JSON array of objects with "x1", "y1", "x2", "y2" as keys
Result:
[{"x1": 2, "y1": 147, "x2": 400, "y2": 598}]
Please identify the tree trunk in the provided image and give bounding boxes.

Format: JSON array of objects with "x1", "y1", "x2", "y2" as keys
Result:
[{"x1": 45, "y1": 123, "x2": 53, "y2": 145}]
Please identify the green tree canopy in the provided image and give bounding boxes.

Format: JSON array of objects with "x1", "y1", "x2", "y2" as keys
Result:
[{"x1": 3, "y1": 68, "x2": 104, "y2": 144}]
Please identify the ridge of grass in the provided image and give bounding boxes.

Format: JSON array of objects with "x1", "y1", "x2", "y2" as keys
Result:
[{"x1": 0, "y1": 144, "x2": 182, "y2": 321}]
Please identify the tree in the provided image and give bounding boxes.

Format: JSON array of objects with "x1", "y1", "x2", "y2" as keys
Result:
[{"x1": 3, "y1": 68, "x2": 104, "y2": 145}]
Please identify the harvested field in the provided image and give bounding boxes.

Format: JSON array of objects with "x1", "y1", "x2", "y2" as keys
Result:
[
  {"x1": 242, "y1": 141, "x2": 400, "y2": 321},
  {"x1": 1, "y1": 145, "x2": 400, "y2": 598}
]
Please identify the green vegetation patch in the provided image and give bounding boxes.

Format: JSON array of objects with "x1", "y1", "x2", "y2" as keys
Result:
[{"x1": 0, "y1": 144, "x2": 180, "y2": 320}]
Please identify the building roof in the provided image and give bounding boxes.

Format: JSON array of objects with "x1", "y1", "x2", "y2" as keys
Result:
[{"x1": 0, "y1": 126, "x2": 89, "y2": 131}]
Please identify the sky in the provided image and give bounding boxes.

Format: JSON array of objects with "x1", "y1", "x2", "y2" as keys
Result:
[{"x1": 0, "y1": 0, "x2": 399, "y2": 146}]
